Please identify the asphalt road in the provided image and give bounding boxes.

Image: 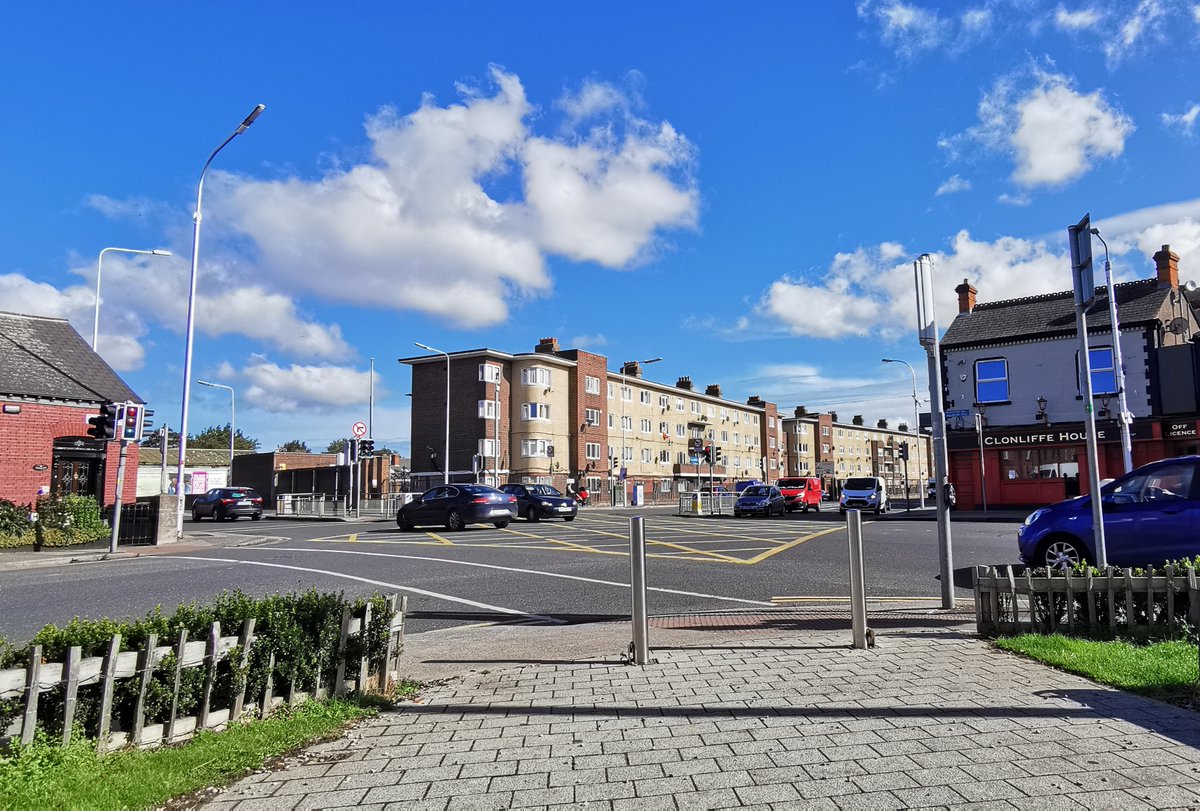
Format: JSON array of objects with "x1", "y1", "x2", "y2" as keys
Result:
[{"x1": 0, "y1": 508, "x2": 1019, "y2": 643}]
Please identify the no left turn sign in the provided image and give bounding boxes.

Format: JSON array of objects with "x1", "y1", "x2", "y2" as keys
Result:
[{"x1": 352, "y1": 421, "x2": 367, "y2": 438}]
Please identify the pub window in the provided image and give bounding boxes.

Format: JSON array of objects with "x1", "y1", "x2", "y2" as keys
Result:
[
  {"x1": 1076, "y1": 346, "x2": 1117, "y2": 395},
  {"x1": 975, "y1": 358, "x2": 1009, "y2": 403}
]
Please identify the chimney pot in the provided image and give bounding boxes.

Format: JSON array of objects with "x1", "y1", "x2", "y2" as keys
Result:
[
  {"x1": 675, "y1": 376, "x2": 693, "y2": 391},
  {"x1": 1154, "y1": 244, "x2": 1179, "y2": 289},
  {"x1": 852, "y1": 415, "x2": 864, "y2": 426},
  {"x1": 535, "y1": 337, "x2": 560, "y2": 354},
  {"x1": 955, "y1": 278, "x2": 978, "y2": 314},
  {"x1": 704, "y1": 384, "x2": 722, "y2": 398}
]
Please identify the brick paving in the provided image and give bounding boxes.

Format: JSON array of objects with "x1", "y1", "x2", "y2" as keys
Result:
[{"x1": 209, "y1": 624, "x2": 1200, "y2": 809}]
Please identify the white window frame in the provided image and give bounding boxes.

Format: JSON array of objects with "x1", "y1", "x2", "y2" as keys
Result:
[
  {"x1": 585, "y1": 442, "x2": 601, "y2": 460},
  {"x1": 675, "y1": 424, "x2": 685, "y2": 438},
  {"x1": 585, "y1": 408, "x2": 601, "y2": 426},
  {"x1": 641, "y1": 448, "x2": 652, "y2": 463},
  {"x1": 641, "y1": 419, "x2": 653, "y2": 434},
  {"x1": 621, "y1": 385, "x2": 632, "y2": 402},
  {"x1": 608, "y1": 382, "x2": 614, "y2": 399},
  {"x1": 521, "y1": 366, "x2": 552, "y2": 388},
  {"x1": 659, "y1": 395, "x2": 670, "y2": 409},
  {"x1": 521, "y1": 402, "x2": 551, "y2": 421},
  {"x1": 520, "y1": 439, "x2": 550, "y2": 457},
  {"x1": 478, "y1": 400, "x2": 499, "y2": 419},
  {"x1": 621, "y1": 416, "x2": 633, "y2": 431},
  {"x1": 585, "y1": 375, "x2": 601, "y2": 395},
  {"x1": 478, "y1": 363, "x2": 501, "y2": 383},
  {"x1": 640, "y1": 391, "x2": 651, "y2": 405},
  {"x1": 478, "y1": 438, "x2": 497, "y2": 457},
  {"x1": 675, "y1": 398, "x2": 685, "y2": 412}
]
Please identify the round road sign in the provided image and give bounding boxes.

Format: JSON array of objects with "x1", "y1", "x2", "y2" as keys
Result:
[{"x1": 352, "y1": 421, "x2": 367, "y2": 438}]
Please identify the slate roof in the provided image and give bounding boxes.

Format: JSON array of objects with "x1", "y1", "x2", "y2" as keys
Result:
[
  {"x1": 138, "y1": 447, "x2": 254, "y2": 467},
  {"x1": 0, "y1": 311, "x2": 142, "y2": 404},
  {"x1": 940, "y1": 279, "x2": 1188, "y2": 348}
]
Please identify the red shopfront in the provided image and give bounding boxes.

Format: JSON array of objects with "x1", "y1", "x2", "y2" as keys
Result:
[{"x1": 947, "y1": 419, "x2": 1200, "y2": 510}]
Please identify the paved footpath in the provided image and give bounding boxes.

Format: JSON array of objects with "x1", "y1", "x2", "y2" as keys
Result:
[{"x1": 208, "y1": 615, "x2": 1200, "y2": 810}]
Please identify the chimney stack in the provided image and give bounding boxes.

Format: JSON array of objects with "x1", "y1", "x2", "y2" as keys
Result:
[
  {"x1": 852, "y1": 415, "x2": 864, "y2": 426},
  {"x1": 877, "y1": 419, "x2": 889, "y2": 429},
  {"x1": 535, "y1": 337, "x2": 560, "y2": 354},
  {"x1": 705, "y1": 384, "x2": 722, "y2": 398},
  {"x1": 675, "y1": 376, "x2": 693, "y2": 391},
  {"x1": 622, "y1": 361, "x2": 643, "y2": 378},
  {"x1": 1154, "y1": 244, "x2": 1179, "y2": 289},
  {"x1": 955, "y1": 278, "x2": 978, "y2": 314},
  {"x1": 746, "y1": 395, "x2": 765, "y2": 407},
  {"x1": 794, "y1": 405, "x2": 808, "y2": 418}
]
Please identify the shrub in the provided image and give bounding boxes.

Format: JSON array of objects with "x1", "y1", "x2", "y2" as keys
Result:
[
  {"x1": 0, "y1": 589, "x2": 395, "y2": 743},
  {"x1": 0, "y1": 495, "x2": 109, "y2": 548},
  {"x1": 0, "y1": 499, "x2": 32, "y2": 547}
]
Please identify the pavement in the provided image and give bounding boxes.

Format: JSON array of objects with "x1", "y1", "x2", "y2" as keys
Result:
[
  {"x1": 0, "y1": 529, "x2": 282, "y2": 570},
  {"x1": 206, "y1": 606, "x2": 1200, "y2": 810}
]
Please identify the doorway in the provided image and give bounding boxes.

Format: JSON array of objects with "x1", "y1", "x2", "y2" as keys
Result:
[{"x1": 51, "y1": 437, "x2": 107, "y2": 501}]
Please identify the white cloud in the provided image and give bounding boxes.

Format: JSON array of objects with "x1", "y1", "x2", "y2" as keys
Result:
[
  {"x1": 569, "y1": 333, "x2": 608, "y2": 349},
  {"x1": 1163, "y1": 103, "x2": 1200, "y2": 136},
  {"x1": 935, "y1": 175, "x2": 971, "y2": 196},
  {"x1": 219, "y1": 67, "x2": 698, "y2": 329},
  {"x1": 229, "y1": 360, "x2": 380, "y2": 413},
  {"x1": 946, "y1": 69, "x2": 1134, "y2": 188},
  {"x1": 857, "y1": 1, "x2": 950, "y2": 57},
  {"x1": 557, "y1": 79, "x2": 630, "y2": 124},
  {"x1": 1053, "y1": 5, "x2": 1103, "y2": 31},
  {"x1": 751, "y1": 197, "x2": 1200, "y2": 343},
  {"x1": 997, "y1": 192, "x2": 1032, "y2": 206},
  {"x1": 87, "y1": 194, "x2": 179, "y2": 225},
  {"x1": 1105, "y1": 0, "x2": 1166, "y2": 66}
]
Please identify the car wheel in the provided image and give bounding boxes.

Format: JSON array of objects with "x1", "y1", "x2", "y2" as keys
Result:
[
  {"x1": 251, "y1": 513, "x2": 261, "y2": 521},
  {"x1": 397, "y1": 513, "x2": 413, "y2": 532},
  {"x1": 493, "y1": 520, "x2": 510, "y2": 529},
  {"x1": 191, "y1": 509, "x2": 201, "y2": 522},
  {"x1": 527, "y1": 508, "x2": 540, "y2": 523},
  {"x1": 214, "y1": 507, "x2": 226, "y2": 522},
  {"x1": 446, "y1": 509, "x2": 466, "y2": 531},
  {"x1": 564, "y1": 515, "x2": 575, "y2": 522},
  {"x1": 813, "y1": 502, "x2": 820, "y2": 513},
  {"x1": 1041, "y1": 536, "x2": 1087, "y2": 570}
]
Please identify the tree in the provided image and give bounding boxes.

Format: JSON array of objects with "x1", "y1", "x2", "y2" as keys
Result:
[
  {"x1": 190, "y1": 424, "x2": 259, "y2": 451},
  {"x1": 278, "y1": 440, "x2": 311, "y2": 453},
  {"x1": 325, "y1": 439, "x2": 347, "y2": 454}
]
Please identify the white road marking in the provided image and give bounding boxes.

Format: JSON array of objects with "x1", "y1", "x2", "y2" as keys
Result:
[
  {"x1": 243, "y1": 547, "x2": 775, "y2": 607},
  {"x1": 168, "y1": 555, "x2": 563, "y2": 623}
]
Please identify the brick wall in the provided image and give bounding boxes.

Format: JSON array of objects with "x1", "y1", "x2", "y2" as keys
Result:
[
  {"x1": 0, "y1": 400, "x2": 139, "y2": 508},
  {"x1": 564, "y1": 350, "x2": 608, "y2": 481}
]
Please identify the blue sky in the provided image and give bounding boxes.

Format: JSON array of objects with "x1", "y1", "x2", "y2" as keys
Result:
[{"x1": 2, "y1": 2, "x2": 1198, "y2": 453}]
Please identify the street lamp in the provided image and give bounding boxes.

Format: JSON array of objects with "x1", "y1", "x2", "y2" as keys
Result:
[
  {"x1": 1089, "y1": 227, "x2": 1133, "y2": 475},
  {"x1": 94, "y1": 247, "x2": 172, "y2": 351},
  {"x1": 619, "y1": 357, "x2": 662, "y2": 505},
  {"x1": 196, "y1": 380, "x2": 236, "y2": 472},
  {"x1": 175, "y1": 104, "x2": 266, "y2": 537},
  {"x1": 881, "y1": 358, "x2": 925, "y2": 509},
  {"x1": 415, "y1": 342, "x2": 450, "y2": 484}
]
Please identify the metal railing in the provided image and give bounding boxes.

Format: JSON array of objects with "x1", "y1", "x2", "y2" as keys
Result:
[
  {"x1": 276, "y1": 493, "x2": 348, "y2": 517},
  {"x1": 675, "y1": 492, "x2": 737, "y2": 515}
]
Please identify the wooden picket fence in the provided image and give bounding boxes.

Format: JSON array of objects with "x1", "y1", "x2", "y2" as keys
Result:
[
  {"x1": 1, "y1": 595, "x2": 407, "y2": 753},
  {"x1": 974, "y1": 565, "x2": 1199, "y2": 637}
]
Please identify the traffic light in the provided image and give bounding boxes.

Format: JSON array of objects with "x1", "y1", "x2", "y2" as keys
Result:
[
  {"x1": 141, "y1": 409, "x2": 155, "y2": 433},
  {"x1": 349, "y1": 438, "x2": 359, "y2": 462},
  {"x1": 120, "y1": 404, "x2": 144, "y2": 441},
  {"x1": 359, "y1": 439, "x2": 375, "y2": 456},
  {"x1": 87, "y1": 402, "x2": 119, "y2": 440},
  {"x1": 898, "y1": 442, "x2": 910, "y2": 461},
  {"x1": 714, "y1": 446, "x2": 723, "y2": 465},
  {"x1": 611, "y1": 455, "x2": 620, "y2": 473},
  {"x1": 703, "y1": 445, "x2": 712, "y2": 464}
]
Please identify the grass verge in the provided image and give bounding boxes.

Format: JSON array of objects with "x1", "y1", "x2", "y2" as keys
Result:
[
  {"x1": 0, "y1": 698, "x2": 374, "y2": 811},
  {"x1": 995, "y1": 633, "x2": 1199, "y2": 704}
]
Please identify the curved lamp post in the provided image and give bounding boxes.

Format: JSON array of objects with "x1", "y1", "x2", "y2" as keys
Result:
[
  {"x1": 175, "y1": 104, "x2": 265, "y2": 536},
  {"x1": 882, "y1": 358, "x2": 925, "y2": 508},
  {"x1": 196, "y1": 380, "x2": 236, "y2": 471},
  {"x1": 415, "y1": 342, "x2": 450, "y2": 484},
  {"x1": 94, "y1": 247, "x2": 172, "y2": 350}
]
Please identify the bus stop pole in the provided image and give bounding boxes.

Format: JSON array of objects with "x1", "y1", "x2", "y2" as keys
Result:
[
  {"x1": 629, "y1": 516, "x2": 650, "y2": 665},
  {"x1": 847, "y1": 509, "x2": 868, "y2": 650}
]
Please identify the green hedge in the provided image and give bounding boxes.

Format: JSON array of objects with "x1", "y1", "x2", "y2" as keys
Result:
[
  {"x1": 0, "y1": 495, "x2": 109, "y2": 548},
  {"x1": 0, "y1": 589, "x2": 395, "y2": 742}
]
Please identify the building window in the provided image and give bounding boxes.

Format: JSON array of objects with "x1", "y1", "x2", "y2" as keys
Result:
[
  {"x1": 659, "y1": 394, "x2": 670, "y2": 409},
  {"x1": 822, "y1": 443, "x2": 830, "y2": 453},
  {"x1": 478, "y1": 438, "x2": 497, "y2": 457},
  {"x1": 521, "y1": 367, "x2": 552, "y2": 387},
  {"x1": 585, "y1": 408, "x2": 601, "y2": 426},
  {"x1": 721, "y1": 430, "x2": 728, "y2": 441},
  {"x1": 622, "y1": 447, "x2": 633, "y2": 461},
  {"x1": 478, "y1": 364, "x2": 501, "y2": 383},
  {"x1": 641, "y1": 419, "x2": 653, "y2": 434},
  {"x1": 521, "y1": 402, "x2": 551, "y2": 421},
  {"x1": 706, "y1": 405, "x2": 715, "y2": 417},
  {"x1": 675, "y1": 398, "x2": 684, "y2": 412},
  {"x1": 769, "y1": 437, "x2": 776, "y2": 449},
  {"x1": 585, "y1": 442, "x2": 601, "y2": 460},
  {"x1": 640, "y1": 391, "x2": 651, "y2": 404},
  {"x1": 769, "y1": 458, "x2": 776, "y2": 470},
  {"x1": 1078, "y1": 346, "x2": 1117, "y2": 395},
  {"x1": 521, "y1": 439, "x2": 550, "y2": 457},
  {"x1": 768, "y1": 416, "x2": 775, "y2": 428},
  {"x1": 821, "y1": 425, "x2": 830, "y2": 436},
  {"x1": 621, "y1": 416, "x2": 633, "y2": 431},
  {"x1": 691, "y1": 401, "x2": 700, "y2": 414},
  {"x1": 608, "y1": 414, "x2": 615, "y2": 428},
  {"x1": 659, "y1": 449, "x2": 671, "y2": 463},
  {"x1": 675, "y1": 424, "x2": 685, "y2": 437},
  {"x1": 642, "y1": 448, "x2": 652, "y2": 463},
  {"x1": 608, "y1": 382, "x2": 614, "y2": 399},
  {"x1": 478, "y1": 400, "x2": 499, "y2": 419},
  {"x1": 659, "y1": 421, "x2": 670, "y2": 435},
  {"x1": 585, "y1": 375, "x2": 601, "y2": 394},
  {"x1": 975, "y1": 358, "x2": 1009, "y2": 403},
  {"x1": 621, "y1": 386, "x2": 632, "y2": 402}
]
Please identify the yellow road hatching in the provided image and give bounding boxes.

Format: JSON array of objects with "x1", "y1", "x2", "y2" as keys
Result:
[{"x1": 304, "y1": 516, "x2": 841, "y2": 566}]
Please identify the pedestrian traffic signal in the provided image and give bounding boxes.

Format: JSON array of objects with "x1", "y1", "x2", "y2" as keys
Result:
[
  {"x1": 87, "y1": 402, "x2": 120, "y2": 440},
  {"x1": 359, "y1": 439, "x2": 375, "y2": 456},
  {"x1": 703, "y1": 445, "x2": 712, "y2": 464}
]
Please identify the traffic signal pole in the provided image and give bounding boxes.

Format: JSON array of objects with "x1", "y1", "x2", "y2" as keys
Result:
[{"x1": 108, "y1": 439, "x2": 129, "y2": 554}]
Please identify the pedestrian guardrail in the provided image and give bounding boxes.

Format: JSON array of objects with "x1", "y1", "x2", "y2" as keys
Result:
[
  {"x1": 675, "y1": 492, "x2": 737, "y2": 515},
  {"x1": 276, "y1": 493, "x2": 349, "y2": 517}
]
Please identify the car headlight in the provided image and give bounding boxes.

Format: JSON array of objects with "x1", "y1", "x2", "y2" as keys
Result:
[
  {"x1": 1024, "y1": 508, "x2": 1046, "y2": 527},
  {"x1": 866, "y1": 493, "x2": 877, "y2": 501}
]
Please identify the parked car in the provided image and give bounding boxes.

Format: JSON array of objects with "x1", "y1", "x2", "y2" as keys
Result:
[
  {"x1": 191, "y1": 487, "x2": 264, "y2": 521},
  {"x1": 499, "y1": 483, "x2": 577, "y2": 522},
  {"x1": 839, "y1": 476, "x2": 890, "y2": 515},
  {"x1": 1018, "y1": 456, "x2": 1200, "y2": 569},
  {"x1": 733, "y1": 479, "x2": 765, "y2": 493},
  {"x1": 734, "y1": 485, "x2": 786, "y2": 517},
  {"x1": 396, "y1": 484, "x2": 517, "y2": 531},
  {"x1": 776, "y1": 477, "x2": 823, "y2": 513}
]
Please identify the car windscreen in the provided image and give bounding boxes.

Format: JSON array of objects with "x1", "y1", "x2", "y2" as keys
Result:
[
  {"x1": 843, "y1": 478, "x2": 876, "y2": 490},
  {"x1": 228, "y1": 490, "x2": 254, "y2": 499},
  {"x1": 741, "y1": 486, "x2": 770, "y2": 497},
  {"x1": 527, "y1": 485, "x2": 562, "y2": 496}
]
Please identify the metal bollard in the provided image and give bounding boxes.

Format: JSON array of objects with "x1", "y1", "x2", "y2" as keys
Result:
[
  {"x1": 847, "y1": 509, "x2": 869, "y2": 650},
  {"x1": 629, "y1": 516, "x2": 650, "y2": 665}
]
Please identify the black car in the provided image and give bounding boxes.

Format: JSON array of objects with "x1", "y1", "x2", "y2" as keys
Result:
[
  {"x1": 191, "y1": 487, "x2": 264, "y2": 521},
  {"x1": 396, "y1": 484, "x2": 517, "y2": 531},
  {"x1": 499, "y1": 483, "x2": 578, "y2": 522}
]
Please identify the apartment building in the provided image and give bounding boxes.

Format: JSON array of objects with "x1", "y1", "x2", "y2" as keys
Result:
[
  {"x1": 401, "y1": 338, "x2": 786, "y2": 500},
  {"x1": 939, "y1": 244, "x2": 1200, "y2": 509},
  {"x1": 780, "y1": 408, "x2": 932, "y2": 496}
]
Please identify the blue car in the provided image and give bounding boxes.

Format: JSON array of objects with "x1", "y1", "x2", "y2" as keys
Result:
[
  {"x1": 734, "y1": 485, "x2": 786, "y2": 517},
  {"x1": 1018, "y1": 456, "x2": 1200, "y2": 569}
]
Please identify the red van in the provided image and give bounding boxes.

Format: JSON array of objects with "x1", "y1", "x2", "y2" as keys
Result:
[{"x1": 776, "y1": 477, "x2": 823, "y2": 513}]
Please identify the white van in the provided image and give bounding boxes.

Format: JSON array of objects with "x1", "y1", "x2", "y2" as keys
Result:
[{"x1": 839, "y1": 476, "x2": 889, "y2": 515}]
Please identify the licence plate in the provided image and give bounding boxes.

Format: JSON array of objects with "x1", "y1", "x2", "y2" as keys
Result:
[
  {"x1": 555, "y1": 506, "x2": 571, "y2": 511},
  {"x1": 238, "y1": 500, "x2": 251, "y2": 505},
  {"x1": 490, "y1": 509, "x2": 509, "y2": 516}
]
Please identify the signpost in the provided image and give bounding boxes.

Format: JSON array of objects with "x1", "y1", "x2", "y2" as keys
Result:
[{"x1": 352, "y1": 421, "x2": 367, "y2": 438}]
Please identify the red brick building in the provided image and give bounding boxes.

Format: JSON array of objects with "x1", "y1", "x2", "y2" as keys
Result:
[{"x1": 0, "y1": 311, "x2": 142, "y2": 508}]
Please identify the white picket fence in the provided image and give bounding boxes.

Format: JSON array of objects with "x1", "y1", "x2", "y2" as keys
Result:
[{"x1": 1, "y1": 595, "x2": 407, "y2": 752}]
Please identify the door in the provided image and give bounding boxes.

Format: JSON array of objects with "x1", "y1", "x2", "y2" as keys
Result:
[
  {"x1": 51, "y1": 437, "x2": 107, "y2": 500},
  {"x1": 1103, "y1": 462, "x2": 1200, "y2": 564}
]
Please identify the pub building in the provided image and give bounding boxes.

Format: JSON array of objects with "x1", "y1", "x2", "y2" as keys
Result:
[{"x1": 938, "y1": 245, "x2": 1200, "y2": 510}]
